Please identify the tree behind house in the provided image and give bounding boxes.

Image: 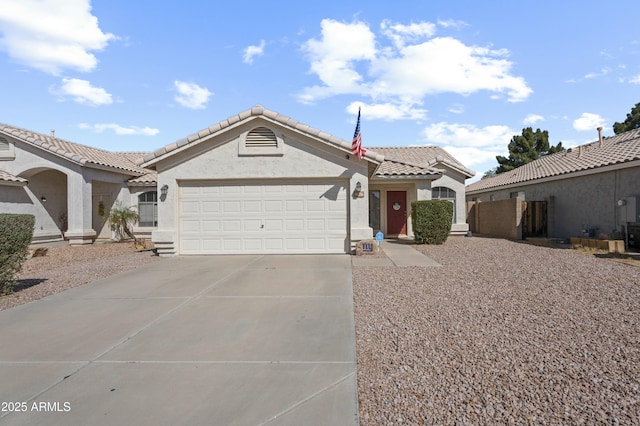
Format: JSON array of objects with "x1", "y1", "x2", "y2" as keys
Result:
[
  {"x1": 613, "y1": 102, "x2": 640, "y2": 134},
  {"x1": 495, "y1": 127, "x2": 564, "y2": 174}
]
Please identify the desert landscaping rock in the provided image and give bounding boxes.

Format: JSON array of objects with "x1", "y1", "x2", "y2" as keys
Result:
[
  {"x1": 2, "y1": 237, "x2": 638, "y2": 424},
  {"x1": 354, "y1": 237, "x2": 639, "y2": 425}
]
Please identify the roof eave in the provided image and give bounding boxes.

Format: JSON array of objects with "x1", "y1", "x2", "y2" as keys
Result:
[{"x1": 466, "y1": 158, "x2": 640, "y2": 195}]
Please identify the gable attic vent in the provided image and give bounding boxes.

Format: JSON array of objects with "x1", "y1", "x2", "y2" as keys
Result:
[
  {"x1": 245, "y1": 127, "x2": 278, "y2": 148},
  {"x1": 0, "y1": 137, "x2": 9, "y2": 151}
]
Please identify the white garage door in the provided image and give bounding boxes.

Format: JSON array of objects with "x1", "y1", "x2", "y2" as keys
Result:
[{"x1": 179, "y1": 180, "x2": 348, "y2": 254}]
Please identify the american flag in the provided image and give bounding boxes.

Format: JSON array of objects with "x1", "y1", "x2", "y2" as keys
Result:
[{"x1": 351, "y1": 107, "x2": 366, "y2": 159}]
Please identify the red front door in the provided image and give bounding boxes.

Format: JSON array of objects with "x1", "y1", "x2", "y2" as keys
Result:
[{"x1": 387, "y1": 191, "x2": 407, "y2": 235}]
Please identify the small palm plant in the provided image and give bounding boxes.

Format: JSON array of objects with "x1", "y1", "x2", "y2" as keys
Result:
[{"x1": 109, "y1": 202, "x2": 140, "y2": 241}]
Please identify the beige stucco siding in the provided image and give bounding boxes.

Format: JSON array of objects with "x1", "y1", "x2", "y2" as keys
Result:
[{"x1": 152, "y1": 120, "x2": 372, "y2": 255}]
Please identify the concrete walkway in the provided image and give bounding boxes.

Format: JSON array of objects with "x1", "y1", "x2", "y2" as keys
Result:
[
  {"x1": 0, "y1": 255, "x2": 358, "y2": 426},
  {"x1": 351, "y1": 240, "x2": 442, "y2": 267}
]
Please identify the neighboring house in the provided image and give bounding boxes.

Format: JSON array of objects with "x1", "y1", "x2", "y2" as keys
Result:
[
  {"x1": 466, "y1": 128, "x2": 640, "y2": 241},
  {"x1": 0, "y1": 125, "x2": 157, "y2": 244},
  {"x1": 0, "y1": 105, "x2": 474, "y2": 255}
]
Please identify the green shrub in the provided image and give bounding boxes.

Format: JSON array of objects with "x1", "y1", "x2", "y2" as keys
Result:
[
  {"x1": 411, "y1": 200, "x2": 453, "y2": 244},
  {"x1": 0, "y1": 214, "x2": 35, "y2": 294}
]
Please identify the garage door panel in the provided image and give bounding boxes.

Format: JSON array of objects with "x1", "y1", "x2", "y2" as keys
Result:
[
  {"x1": 223, "y1": 200, "x2": 241, "y2": 213},
  {"x1": 181, "y1": 220, "x2": 200, "y2": 232},
  {"x1": 202, "y1": 239, "x2": 221, "y2": 251},
  {"x1": 328, "y1": 218, "x2": 347, "y2": 231},
  {"x1": 181, "y1": 201, "x2": 200, "y2": 214},
  {"x1": 244, "y1": 200, "x2": 262, "y2": 212},
  {"x1": 285, "y1": 200, "x2": 304, "y2": 212},
  {"x1": 264, "y1": 219, "x2": 283, "y2": 231},
  {"x1": 243, "y1": 219, "x2": 262, "y2": 231},
  {"x1": 285, "y1": 219, "x2": 304, "y2": 231},
  {"x1": 243, "y1": 238, "x2": 262, "y2": 250},
  {"x1": 222, "y1": 220, "x2": 241, "y2": 232},
  {"x1": 179, "y1": 181, "x2": 347, "y2": 254},
  {"x1": 223, "y1": 186, "x2": 242, "y2": 194},
  {"x1": 264, "y1": 238, "x2": 284, "y2": 250},
  {"x1": 307, "y1": 200, "x2": 325, "y2": 212},
  {"x1": 264, "y1": 200, "x2": 283, "y2": 212},
  {"x1": 202, "y1": 220, "x2": 220, "y2": 232}
]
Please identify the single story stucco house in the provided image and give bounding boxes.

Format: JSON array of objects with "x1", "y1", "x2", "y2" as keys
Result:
[
  {"x1": 1, "y1": 105, "x2": 474, "y2": 256},
  {"x1": 466, "y1": 127, "x2": 640, "y2": 245}
]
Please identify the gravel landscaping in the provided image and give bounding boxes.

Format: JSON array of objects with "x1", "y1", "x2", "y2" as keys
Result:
[
  {"x1": 3, "y1": 237, "x2": 639, "y2": 424},
  {"x1": 354, "y1": 236, "x2": 640, "y2": 425}
]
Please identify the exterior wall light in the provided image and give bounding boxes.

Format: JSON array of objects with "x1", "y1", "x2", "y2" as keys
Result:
[
  {"x1": 40, "y1": 196, "x2": 47, "y2": 203},
  {"x1": 353, "y1": 181, "x2": 364, "y2": 199},
  {"x1": 160, "y1": 184, "x2": 169, "y2": 197}
]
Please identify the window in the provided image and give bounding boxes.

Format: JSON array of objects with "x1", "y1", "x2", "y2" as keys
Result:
[
  {"x1": 138, "y1": 191, "x2": 158, "y2": 227},
  {"x1": 369, "y1": 190, "x2": 381, "y2": 232},
  {"x1": 431, "y1": 186, "x2": 456, "y2": 223}
]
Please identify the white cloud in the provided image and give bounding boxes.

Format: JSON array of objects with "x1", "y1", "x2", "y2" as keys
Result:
[
  {"x1": 573, "y1": 112, "x2": 606, "y2": 131},
  {"x1": 448, "y1": 104, "x2": 464, "y2": 114},
  {"x1": 629, "y1": 74, "x2": 640, "y2": 84},
  {"x1": 346, "y1": 101, "x2": 427, "y2": 121},
  {"x1": 298, "y1": 19, "x2": 532, "y2": 109},
  {"x1": 584, "y1": 67, "x2": 611, "y2": 79},
  {"x1": 243, "y1": 39, "x2": 266, "y2": 64},
  {"x1": 53, "y1": 78, "x2": 112, "y2": 106},
  {"x1": 422, "y1": 122, "x2": 515, "y2": 167},
  {"x1": 0, "y1": 0, "x2": 116, "y2": 74},
  {"x1": 380, "y1": 20, "x2": 436, "y2": 49},
  {"x1": 78, "y1": 123, "x2": 159, "y2": 136},
  {"x1": 523, "y1": 114, "x2": 544, "y2": 125},
  {"x1": 436, "y1": 19, "x2": 468, "y2": 30},
  {"x1": 299, "y1": 19, "x2": 376, "y2": 103},
  {"x1": 173, "y1": 80, "x2": 212, "y2": 109}
]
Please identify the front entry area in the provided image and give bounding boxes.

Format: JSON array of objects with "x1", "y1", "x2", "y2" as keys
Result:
[
  {"x1": 178, "y1": 180, "x2": 349, "y2": 254},
  {"x1": 386, "y1": 190, "x2": 407, "y2": 235}
]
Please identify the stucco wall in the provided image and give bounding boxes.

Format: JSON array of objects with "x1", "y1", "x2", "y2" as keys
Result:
[
  {"x1": 1, "y1": 136, "x2": 139, "y2": 243},
  {"x1": 467, "y1": 198, "x2": 522, "y2": 240},
  {"x1": 466, "y1": 167, "x2": 640, "y2": 238},
  {"x1": 152, "y1": 119, "x2": 372, "y2": 255},
  {"x1": 431, "y1": 168, "x2": 470, "y2": 233}
]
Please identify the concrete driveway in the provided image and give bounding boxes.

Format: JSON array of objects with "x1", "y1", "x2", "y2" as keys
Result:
[{"x1": 0, "y1": 255, "x2": 358, "y2": 425}]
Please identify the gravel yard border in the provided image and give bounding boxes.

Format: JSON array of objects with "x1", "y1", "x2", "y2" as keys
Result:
[
  {"x1": 2, "y1": 238, "x2": 639, "y2": 424},
  {"x1": 354, "y1": 236, "x2": 639, "y2": 425}
]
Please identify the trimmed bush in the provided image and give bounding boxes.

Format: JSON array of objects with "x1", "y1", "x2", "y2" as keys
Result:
[
  {"x1": 411, "y1": 200, "x2": 453, "y2": 245},
  {"x1": 0, "y1": 214, "x2": 35, "y2": 294}
]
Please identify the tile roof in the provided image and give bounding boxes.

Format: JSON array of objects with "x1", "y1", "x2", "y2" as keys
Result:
[
  {"x1": 0, "y1": 123, "x2": 149, "y2": 175},
  {"x1": 374, "y1": 158, "x2": 443, "y2": 177},
  {"x1": 372, "y1": 146, "x2": 475, "y2": 178},
  {"x1": 141, "y1": 105, "x2": 385, "y2": 166},
  {"x1": 127, "y1": 171, "x2": 158, "y2": 185},
  {"x1": 0, "y1": 169, "x2": 28, "y2": 185},
  {"x1": 467, "y1": 128, "x2": 640, "y2": 193}
]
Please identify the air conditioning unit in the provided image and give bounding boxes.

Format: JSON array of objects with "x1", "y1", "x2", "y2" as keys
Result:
[{"x1": 620, "y1": 196, "x2": 639, "y2": 223}]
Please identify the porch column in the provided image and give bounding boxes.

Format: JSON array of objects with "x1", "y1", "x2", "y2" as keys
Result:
[{"x1": 65, "y1": 173, "x2": 96, "y2": 245}]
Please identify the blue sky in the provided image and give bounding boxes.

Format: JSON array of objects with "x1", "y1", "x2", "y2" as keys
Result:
[{"x1": 0, "y1": 1, "x2": 639, "y2": 182}]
